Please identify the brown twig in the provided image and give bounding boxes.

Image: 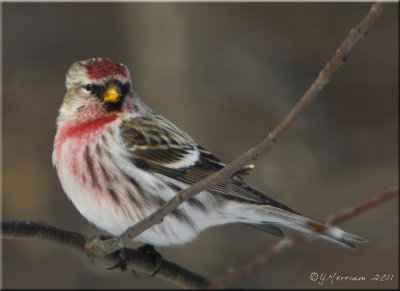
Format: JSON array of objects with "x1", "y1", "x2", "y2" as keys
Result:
[
  {"x1": 1, "y1": 221, "x2": 209, "y2": 289},
  {"x1": 326, "y1": 185, "x2": 398, "y2": 226},
  {"x1": 89, "y1": 1, "x2": 388, "y2": 257},
  {"x1": 208, "y1": 185, "x2": 399, "y2": 289}
]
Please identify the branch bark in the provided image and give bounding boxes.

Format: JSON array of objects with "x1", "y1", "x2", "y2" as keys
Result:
[
  {"x1": 2, "y1": 185, "x2": 396, "y2": 289},
  {"x1": 1, "y1": 221, "x2": 209, "y2": 289},
  {"x1": 88, "y1": 1, "x2": 389, "y2": 257}
]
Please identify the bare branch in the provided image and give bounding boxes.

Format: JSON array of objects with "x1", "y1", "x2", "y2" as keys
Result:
[
  {"x1": 208, "y1": 185, "x2": 399, "y2": 289},
  {"x1": 2, "y1": 185, "x2": 396, "y2": 288},
  {"x1": 327, "y1": 185, "x2": 399, "y2": 226},
  {"x1": 1, "y1": 221, "x2": 209, "y2": 289},
  {"x1": 88, "y1": 1, "x2": 388, "y2": 257}
]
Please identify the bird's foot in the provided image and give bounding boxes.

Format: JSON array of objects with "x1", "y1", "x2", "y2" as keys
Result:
[
  {"x1": 105, "y1": 244, "x2": 162, "y2": 277},
  {"x1": 138, "y1": 244, "x2": 163, "y2": 277},
  {"x1": 106, "y1": 247, "x2": 129, "y2": 272}
]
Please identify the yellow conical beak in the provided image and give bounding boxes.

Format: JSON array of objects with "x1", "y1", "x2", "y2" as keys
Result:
[{"x1": 103, "y1": 86, "x2": 120, "y2": 103}]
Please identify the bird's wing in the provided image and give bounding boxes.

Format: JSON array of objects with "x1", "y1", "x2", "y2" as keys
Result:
[{"x1": 120, "y1": 114, "x2": 296, "y2": 212}]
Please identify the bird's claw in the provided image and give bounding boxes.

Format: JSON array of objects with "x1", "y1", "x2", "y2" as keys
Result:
[
  {"x1": 138, "y1": 244, "x2": 163, "y2": 277},
  {"x1": 106, "y1": 248, "x2": 128, "y2": 272},
  {"x1": 105, "y1": 244, "x2": 162, "y2": 277}
]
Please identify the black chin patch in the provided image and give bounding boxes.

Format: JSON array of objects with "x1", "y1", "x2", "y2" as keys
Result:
[{"x1": 103, "y1": 98, "x2": 123, "y2": 111}]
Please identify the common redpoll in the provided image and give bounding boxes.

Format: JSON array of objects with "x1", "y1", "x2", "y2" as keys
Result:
[{"x1": 53, "y1": 58, "x2": 366, "y2": 248}]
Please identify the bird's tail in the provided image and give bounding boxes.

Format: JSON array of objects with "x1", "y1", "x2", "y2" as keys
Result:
[{"x1": 258, "y1": 205, "x2": 367, "y2": 249}]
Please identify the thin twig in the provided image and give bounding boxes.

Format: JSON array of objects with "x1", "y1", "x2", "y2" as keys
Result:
[
  {"x1": 89, "y1": 1, "x2": 388, "y2": 257},
  {"x1": 208, "y1": 185, "x2": 398, "y2": 289},
  {"x1": 1, "y1": 221, "x2": 209, "y2": 289}
]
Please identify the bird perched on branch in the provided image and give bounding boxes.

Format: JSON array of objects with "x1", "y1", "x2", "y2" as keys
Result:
[{"x1": 53, "y1": 58, "x2": 366, "y2": 248}]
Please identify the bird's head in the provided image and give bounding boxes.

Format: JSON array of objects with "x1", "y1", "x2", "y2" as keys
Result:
[{"x1": 59, "y1": 58, "x2": 142, "y2": 123}]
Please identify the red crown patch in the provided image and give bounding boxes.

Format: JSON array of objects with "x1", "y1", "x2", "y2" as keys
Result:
[{"x1": 86, "y1": 59, "x2": 127, "y2": 80}]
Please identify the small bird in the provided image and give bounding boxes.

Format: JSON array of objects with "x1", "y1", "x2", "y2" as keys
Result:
[{"x1": 53, "y1": 58, "x2": 366, "y2": 248}]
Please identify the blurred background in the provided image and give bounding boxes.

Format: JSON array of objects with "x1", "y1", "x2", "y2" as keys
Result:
[{"x1": 2, "y1": 2, "x2": 398, "y2": 289}]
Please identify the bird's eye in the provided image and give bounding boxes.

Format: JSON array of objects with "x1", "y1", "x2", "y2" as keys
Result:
[{"x1": 85, "y1": 84, "x2": 93, "y2": 91}]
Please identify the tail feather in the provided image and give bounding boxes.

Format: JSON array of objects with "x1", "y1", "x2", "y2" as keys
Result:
[
  {"x1": 320, "y1": 225, "x2": 368, "y2": 249},
  {"x1": 258, "y1": 205, "x2": 367, "y2": 248}
]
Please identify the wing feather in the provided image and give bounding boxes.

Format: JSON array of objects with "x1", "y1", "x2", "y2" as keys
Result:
[{"x1": 120, "y1": 114, "x2": 297, "y2": 213}]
